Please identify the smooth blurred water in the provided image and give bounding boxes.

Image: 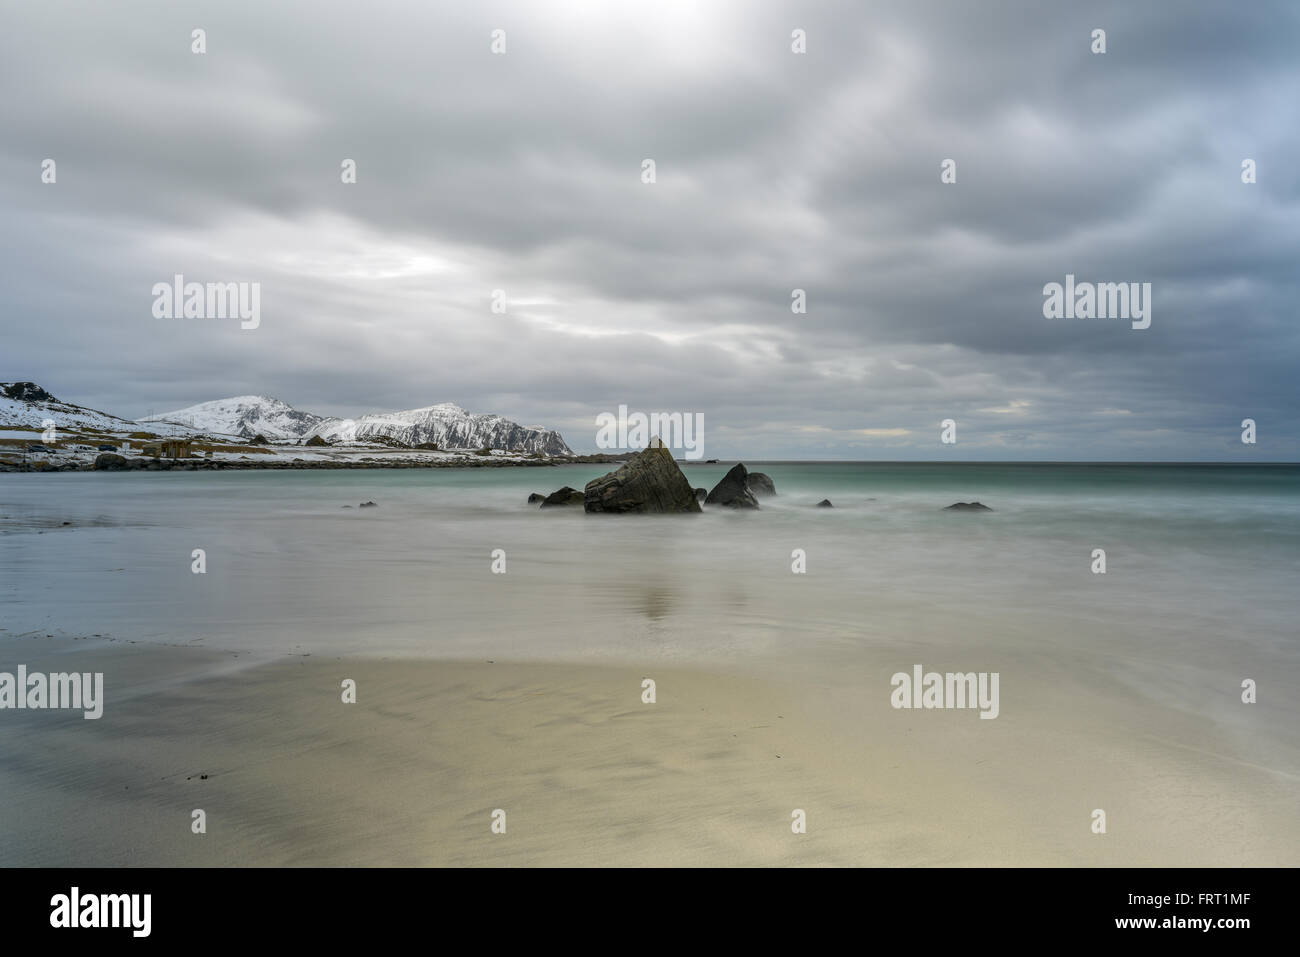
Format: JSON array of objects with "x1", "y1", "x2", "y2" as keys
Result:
[{"x1": 1, "y1": 463, "x2": 1296, "y2": 686}]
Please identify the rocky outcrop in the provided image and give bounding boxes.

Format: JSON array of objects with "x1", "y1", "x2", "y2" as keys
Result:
[
  {"x1": 704, "y1": 463, "x2": 759, "y2": 509},
  {"x1": 527, "y1": 492, "x2": 546, "y2": 504},
  {"x1": 304, "y1": 435, "x2": 330, "y2": 447},
  {"x1": 540, "y1": 486, "x2": 584, "y2": 507},
  {"x1": 93, "y1": 452, "x2": 128, "y2": 470},
  {"x1": 584, "y1": 445, "x2": 702, "y2": 513},
  {"x1": 693, "y1": 487, "x2": 707, "y2": 502},
  {"x1": 817, "y1": 499, "x2": 833, "y2": 507},
  {"x1": 1, "y1": 382, "x2": 55, "y2": 402},
  {"x1": 747, "y1": 472, "x2": 776, "y2": 497},
  {"x1": 943, "y1": 502, "x2": 993, "y2": 511}
]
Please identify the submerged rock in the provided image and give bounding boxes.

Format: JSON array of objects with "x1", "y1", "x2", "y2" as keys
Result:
[
  {"x1": 584, "y1": 444, "x2": 702, "y2": 513},
  {"x1": 705, "y1": 463, "x2": 759, "y2": 509},
  {"x1": 943, "y1": 502, "x2": 992, "y2": 512},
  {"x1": 817, "y1": 499, "x2": 833, "y2": 508},
  {"x1": 747, "y1": 472, "x2": 777, "y2": 497},
  {"x1": 540, "y1": 486, "x2": 584, "y2": 507}
]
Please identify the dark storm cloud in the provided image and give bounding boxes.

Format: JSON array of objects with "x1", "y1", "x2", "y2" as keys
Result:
[{"x1": 1, "y1": 0, "x2": 1296, "y2": 458}]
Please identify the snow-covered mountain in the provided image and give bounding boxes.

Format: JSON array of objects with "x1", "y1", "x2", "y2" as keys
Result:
[
  {"x1": 3, "y1": 384, "x2": 574, "y2": 454},
  {"x1": 139, "y1": 396, "x2": 326, "y2": 439},
  {"x1": 307, "y1": 403, "x2": 573, "y2": 455},
  {"x1": 0, "y1": 382, "x2": 138, "y2": 434}
]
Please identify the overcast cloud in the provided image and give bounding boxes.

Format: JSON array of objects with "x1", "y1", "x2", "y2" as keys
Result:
[{"x1": 2, "y1": 0, "x2": 1297, "y2": 458}]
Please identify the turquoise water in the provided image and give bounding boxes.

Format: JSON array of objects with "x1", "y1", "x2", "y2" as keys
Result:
[{"x1": 1, "y1": 463, "x2": 1296, "y2": 680}]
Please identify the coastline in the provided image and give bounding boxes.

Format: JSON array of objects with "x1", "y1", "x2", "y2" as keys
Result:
[{"x1": 0, "y1": 452, "x2": 632, "y2": 474}]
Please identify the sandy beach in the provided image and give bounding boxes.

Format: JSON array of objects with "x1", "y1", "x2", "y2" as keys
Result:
[{"x1": 3, "y1": 631, "x2": 1294, "y2": 867}]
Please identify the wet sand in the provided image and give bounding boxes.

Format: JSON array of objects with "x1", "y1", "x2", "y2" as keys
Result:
[{"x1": 2, "y1": 635, "x2": 1295, "y2": 866}]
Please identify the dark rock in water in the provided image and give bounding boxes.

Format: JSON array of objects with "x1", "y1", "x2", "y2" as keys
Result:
[
  {"x1": 359, "y1": 501, "x2": 378, "y2": 508},
  {"x1": 747, "y1": 472, "x2": 776, "y2": 497},
  {"x1": 705, "y1": 459, "x2": 719, "y2": 464},
  {"x1": 527, "y1": 492, "x2": 546, "y2": 504},
  {"x1": 817, "y1": 499, "x2": 833, "y2": 508},
  {"x1": 584, "y1": 444, "x2": 702, "y2": 513},
  {"x1": 540, "y1": 486, "x2": 584, "y2": 507},
  {"x1": 694, "y1": 487, "x2": 707, "y2": 502},
  {"x1": 944, "y1": 502, "x2": 992, "y2": 511},
  {"x1": 93, "y1": 453, "x2": 128, "y2": 470},
  {"x1": 705, "y1": 463, "x2": 760, "y2": 509}
]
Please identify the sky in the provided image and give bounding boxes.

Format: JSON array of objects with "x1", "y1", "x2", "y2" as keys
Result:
[{"x1": 2, "y1": 0, "x2": 1297, "y2": 459}]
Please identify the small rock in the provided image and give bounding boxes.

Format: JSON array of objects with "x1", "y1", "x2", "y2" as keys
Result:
[
  {"x1": 943, "y1": 502, "x2": 993, "y2": 512},
  {"x1": 540, "y1": 486, "x2": 585, "y2": 507},
  {"x1": 359, "y1": 501, "x2": 378, "y2": 508},
  {"x1": 816, "y1": 499, "x2": 833, "y2": 508}
]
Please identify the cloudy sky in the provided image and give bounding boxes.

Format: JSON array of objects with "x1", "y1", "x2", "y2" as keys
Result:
[{"x1": 3, "y1": 0, "x2": 1297, "y2": 459}]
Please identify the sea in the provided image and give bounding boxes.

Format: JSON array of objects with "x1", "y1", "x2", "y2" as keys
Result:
[{"x1": 3, "y1": 460, "x2": 1297, "y2": 781}]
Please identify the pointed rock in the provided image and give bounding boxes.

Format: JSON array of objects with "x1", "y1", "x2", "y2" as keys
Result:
[
  {"x1": 584, "y1": 445, "x2": 702, "y2": 513},
  {"x1": 705, "y1": 463, "x2": 760, "y2": 508}
]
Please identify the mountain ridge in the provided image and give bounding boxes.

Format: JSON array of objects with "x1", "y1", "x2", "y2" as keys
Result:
[{"x1": 2, "y1": 384, "x2": 574, "y2": 455}]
